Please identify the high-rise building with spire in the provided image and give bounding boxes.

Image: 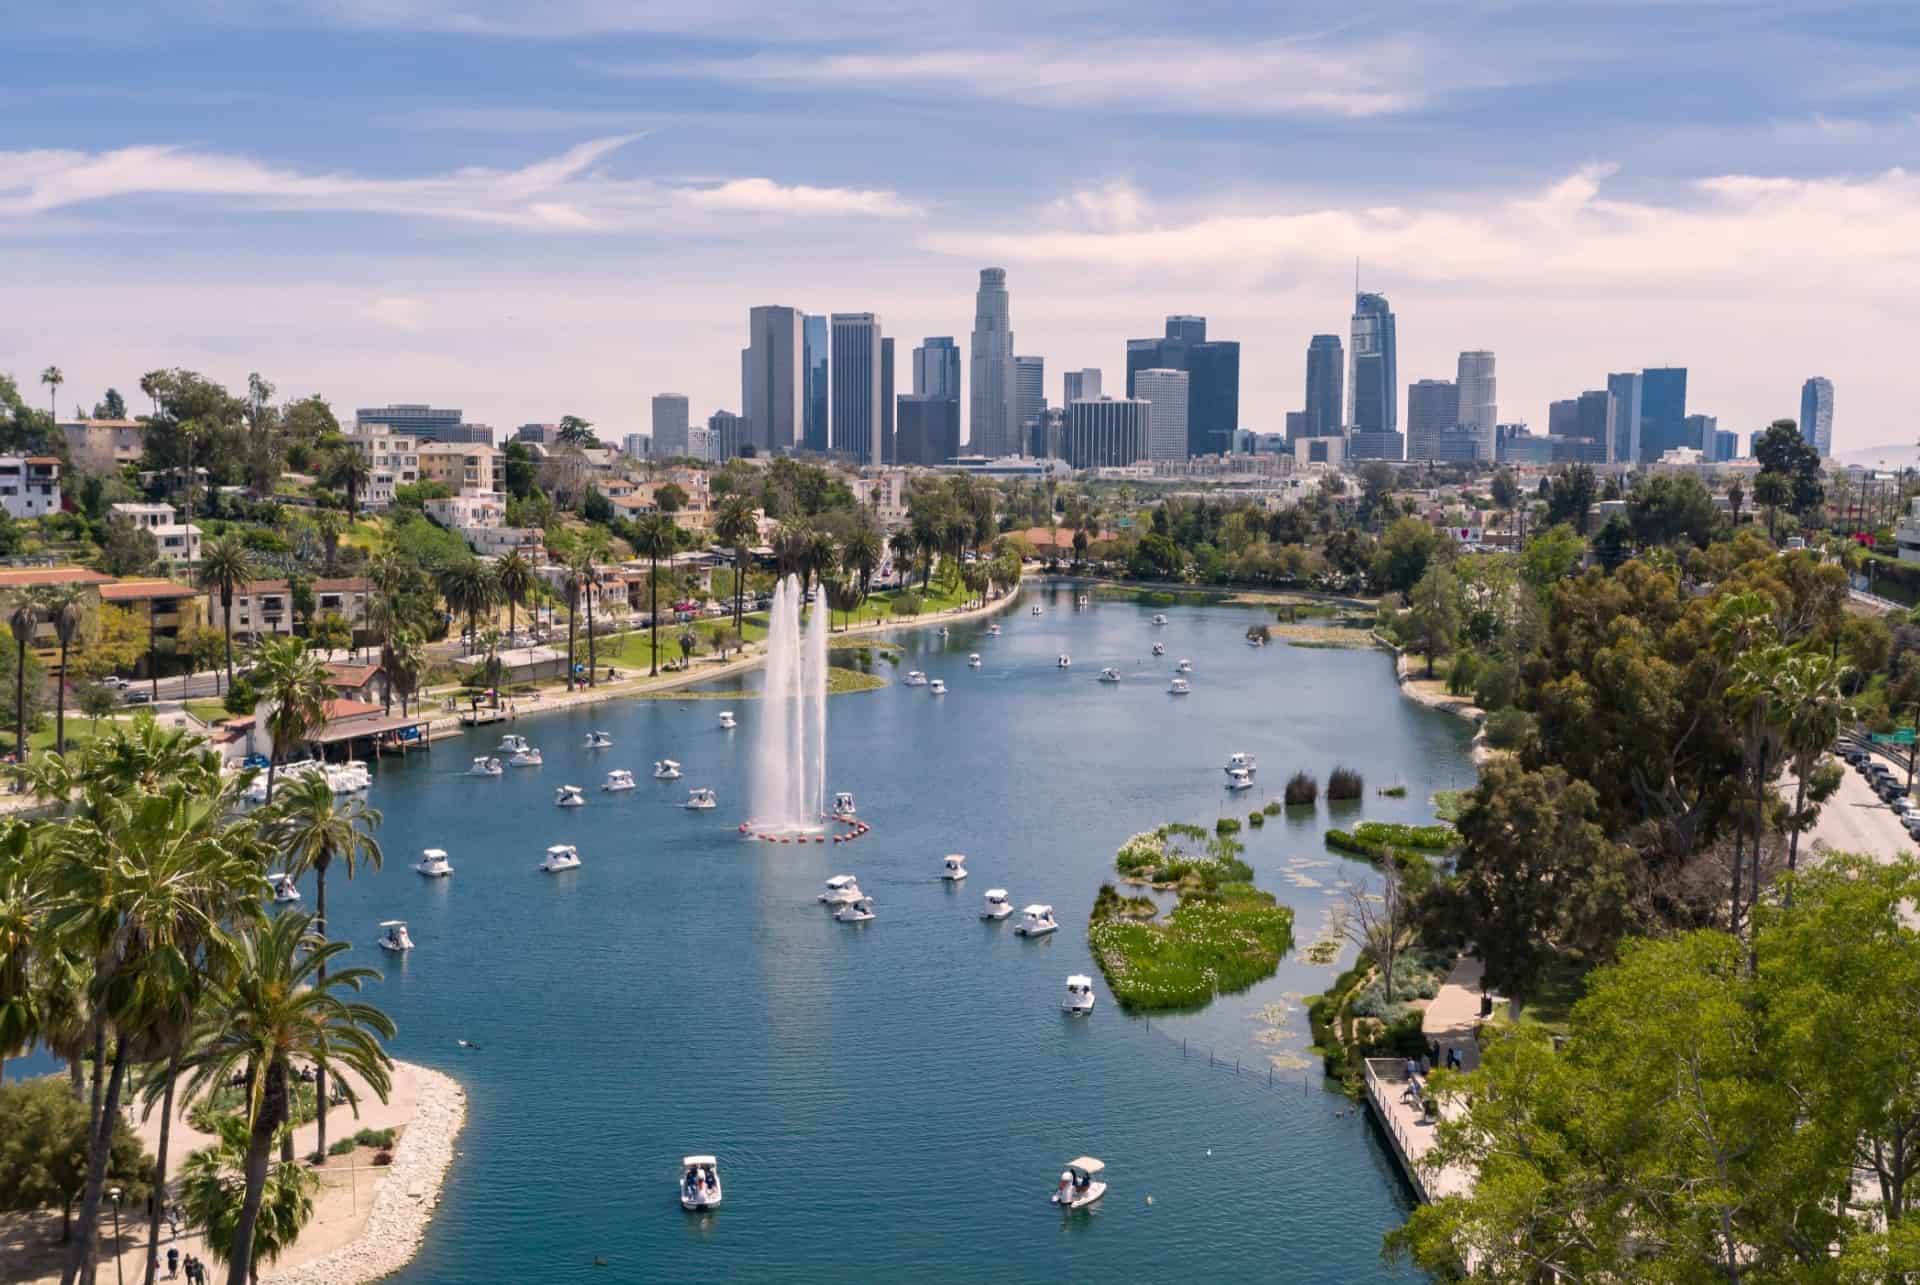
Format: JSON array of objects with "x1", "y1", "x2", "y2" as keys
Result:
[{"x1": 969, "y1": 269, "x2": 1016, "y2": 456}]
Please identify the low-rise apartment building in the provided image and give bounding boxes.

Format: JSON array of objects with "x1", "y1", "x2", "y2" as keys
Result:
[
  {"x1": 0, "y1": 456, "x2": 62, "y2": 518},
  {"x1": 346, "y1": 426, "x2": 419, "y2": 509},
  {"x1": 110, "y1": 502, "x2": 203, "y2": 565},
  {"x1": 416, "y1": 441, "x2": 501, "y2": 495},
  {"x1": 209, "y1": 577, "x2": 372, "y2": 644},
  {"x1": 60, "y1": 419, "x2": 146, "y2": 474}
]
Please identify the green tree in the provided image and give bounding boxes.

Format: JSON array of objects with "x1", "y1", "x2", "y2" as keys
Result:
[
  {"x1": 1517, "y1": 521, "x2": 1585, "y2": 587},
  {"x1": 75, "y1": 682, "x2": 115, "y2": 733},
  {"x1": 1371, "y1": 517, "x2": 1448, "y2": 597},
  {"x1": 1753, "y1": 470, "x2": 1793, "y2": 543},
  {"x1": 1443, "y1": 759, "x2": 1632, "y2": 1018},
  {"x1": 1626, "y1": 472, "x2": 1719, "y2": 549},
  {"x1": 1753, "y1": 417, "x2": 1825, "y2": 517},
  {"x1": 555, "y1": 414, "x2": 597, "y2": 449},
  {"x1": 494, "y1": 549, "x2": 535, "y2": 644},
  {"x1": 654, "y1": 481, "x2": 689, "y2": 514},
  {"x1": 0, "y1": 1076, "x2": 151, "y2": 1243},
  {"x1": 1772, "y1": 648, "x2": 1854, "y2": 877},
  {"x1": 265, "y1": 773, "x2": 383, "y2": 1162},
  {"x1": 714, "y1": 495, "x2": 757, "y2": 638},
  {"x1": 36, "y1": 585, "x2": 89, "y2": 756},
  {"x1": 501, "y1": 441, "x2": 536, "y2": 500},
  {"x1": 178, "y1": 1114, "x2": 317, "y2": 1284},
  {"x1": 177, "y1": 912, "x2": 394, "y2": 1285},
  {"x1": 309, "y1": 611, "x2": 351, "y2": 658},
  {"x1": 322, "y1": 447, "x2": 372, "y2": 517},
  {"x1": 250, "y1": 638, "x2": 330, "y2": 802},
  {"x1": 197, "y1": 535, "x2": 259, "y2": 694},
  {"x1": 1544, "y1": 464, "x2": 1599, "y2": 535},
  {"x1": 100, "y1": 515, "x2": 158, "y2": 577},
  {"x1": 40, "y1": 365, "x2": 63, "y2": 422},
  {"x1": 629, "y1": 515, "x2": 677, "y2": 678},
  {"x1": 7, "y1": 595, "x2": 36, "y2": 765}
]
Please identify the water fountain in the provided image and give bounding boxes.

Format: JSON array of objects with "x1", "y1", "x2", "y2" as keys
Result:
[{"x1": 748, "y1": 574, "x2": 831, "y2": 835}]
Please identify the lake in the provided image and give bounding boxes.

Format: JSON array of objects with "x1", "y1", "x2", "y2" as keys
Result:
[{"x1": 46, "y1": 581, "x2": 1482, "y2": 1280}]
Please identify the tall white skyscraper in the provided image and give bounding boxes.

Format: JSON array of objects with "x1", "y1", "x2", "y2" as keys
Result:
[
  {"x1": 830, "y1": 313, "x2": 884, "y2": 466},
  {"x1": 1455, "y1": 351, "x2": 1497, "y2": 460},
  {"x1": 746, "y1": 305, "x2": 803, "y2": 453},
  {"x1": 1063, "y1": 369, "x2": 1101, "y2": 406},
  {"x1": 650, "y1": 393, "x2": 689, "y2": 457},
  {"x1": 1014, "y1": 355, "x2": 1045, "y2": 450},
  {"x1": 1135, "y1": 368, "x2": 1191, "y2": 461},
  {"x1": 969, "y1": 268, "x2": 1016, "y2": 456}
]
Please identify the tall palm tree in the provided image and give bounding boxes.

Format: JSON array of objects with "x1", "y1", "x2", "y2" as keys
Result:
[
  {"x1": 494, "y1": 549, "x2": 535, "y2": 645},
  {"x1": 1775, "y1": 649, "x2": 1856, "y2": 878},
  {"x1": 197, "y1": 535, "x2": 258, "y2": 695},
  {"x1": 888, "y1": 531, "x2": 915, "y2": 591},
  {"x1": 629, "y1": 516, "x2": 676, "y2": 678},
  {"x1": 326, "y1": 449, "x2": 372, "y2": 517},
  {"x1": 565, "y1": 541, "x2": 602, "y2": 687},
  {"x1": 385, "y1": 628, "x2": 424, "y2": 716},
  {"x1": 8, "y1": 594, "x2": 37, "y2": 766},
  {"x1": 803, "y1": 528, "x2": 838, "y2": 601},
  {"x1": 177, "y1": 912, "x2": 394, "y2": 1285},
  {"x1": 562, "y1": 566, "x2": 581, "y2": 693},
  {"x1": 139, "y1": 370, "x2": 165, "y2": 419},
  {"x1": 178, "y1": 1114, "x2": 317, "y2": 1284},
  {"x1": 1754, "y1": 471, "x2": 1792, "y2": 544},
  {"x1": 40, "y1": 365, "x2": 63, "y2": 422},
  {"x1": 714, "y1": 496, "x2": 757, "y2": 639},
  {"x1": 435, "y1": 559, "x2": 493, "y2": 654},
  {"x1": 841, "y1": 521, "x2": 881, "y2": 601},
  {"x1": 267, "y1": 774, "x2": 383, "y2": 1162},
  {"x1": 35, "y1": 585, "x2": 89, "y2": 755},
  {"x1": 250, "y1": 639, "x2": 330, "y2": 803}
]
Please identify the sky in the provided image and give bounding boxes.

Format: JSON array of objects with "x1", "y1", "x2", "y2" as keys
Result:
[{"x1": 4, "y1": 1, "x2": 1919, "y2": 454}]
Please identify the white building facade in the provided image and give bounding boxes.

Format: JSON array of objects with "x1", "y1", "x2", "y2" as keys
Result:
[
  {"x1": 1134, "y1": 368, "x2": 1191, "y2": 462},
  {"x1": 345, "y1": 425, "x2": 419, "y2": 509}
]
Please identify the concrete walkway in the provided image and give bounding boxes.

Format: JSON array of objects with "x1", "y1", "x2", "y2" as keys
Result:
[{"x1": 1422, "y1": 956, "x2": 1491, "y2": 1073}]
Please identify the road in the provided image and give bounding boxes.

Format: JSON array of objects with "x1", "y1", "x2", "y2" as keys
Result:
[{"x1": 1804, "y1": 749, "x2": 1917, "y2": 866}]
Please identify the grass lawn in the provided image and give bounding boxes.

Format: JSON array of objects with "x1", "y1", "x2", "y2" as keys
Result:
[
  {"x1": 1496, "y1": 956, "x2": 1588, "y2": 1034},
  {"x1": 3, "y1": 717, "x2": 107, "y2": 755},
  {"x1": 185, "y1": 699, "x2": 232, "y2": 725}
]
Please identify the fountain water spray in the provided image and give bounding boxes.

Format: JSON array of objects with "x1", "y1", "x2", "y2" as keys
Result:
[{"x1": 750, "y1": 574, "x2": 829, "y2": 832}]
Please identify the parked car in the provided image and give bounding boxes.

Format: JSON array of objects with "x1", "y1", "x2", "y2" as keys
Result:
[
  {"x1": 101, "y1": 675, "x2": 130, "y2": 689},
  {"x1": 123, "y1": 689, "x2": 152, "y2": 705},
  {"x1": 1842, "y1": 746, "x2": 1868, "y2": 766},
  {"x1": 1905, "y1": 815, "x2": 1920, "y2": 840}
]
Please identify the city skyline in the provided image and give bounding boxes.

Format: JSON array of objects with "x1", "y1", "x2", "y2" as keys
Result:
[{"x1": 3, "y1": 3, "x2": 1909, "y2": 453}]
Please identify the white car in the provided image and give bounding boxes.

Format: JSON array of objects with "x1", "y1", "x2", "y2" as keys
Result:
[{"x1": 101, "y1": 676, "x2": 129, "y2": 689}]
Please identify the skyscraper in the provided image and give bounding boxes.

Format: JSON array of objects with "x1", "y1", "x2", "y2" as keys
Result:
[
  {"x1": 1014, "y1": 356, "x2": 1046, "y2": 449},
  {"x1": 1405, "y1": 379, "x2": 1458, "y2": 462},
  {"x1": 651, "y1": 393, "x2": 690, "y2": 458},
  {"x1": 354, "y1": 404, "x2": 463, "y2": 442},
  {"x1": 1548, "y1": 399, "x2": 1579, "y2": 439},
  {"x1": 1683, "y1": 413, "x2": 1717, "y2": 453},
  {"x1": 1714, "y1": 429, "x2": 1739, "y2": 462},
  {"x1": 1134, "y1": 369, "x2": 1191, "y2": 461},
  {"x1": 1304, "y1": 335, "x2": 1344, "y2": 438},
  {"x1": 1349, "y1": 293, "x2": 1398, "y2": 439},
  {"x1": 1640, "y1": 367, "x2": 1688, "y2": 461},
  {"x1": 1062, "y1": 369, "x2": 1101, "y2": 406},
  {"x1": 1799, "y1": 377, "x2": 1834, "y2": 457},
  {"x1": 1606, "y1": 372, "x2": 1643, "y2": 465},
  {"x1": 707, "y1": 410, "x2": 748, "y2": 462},
  {"x1": 830, "y1": 313, "x2": 883, "y2": 466},
  {"x1": 969, "y1": 269, "x2": 1016, "y2": 457},
  {"x1": 880, "y1": 338, "x2": 895, "y2": 465},
  {"x1": 1125, "y1": 316, "x2": 1239, "y2": 456},
  {"x1": 1064, "y1": 398, "x2": 1150, "y2": 469},
  {"x1": 895, "y1": 396, "x2": 960, "y2": 466},
  {"x1": 1455, "y1": 350, "x2": 1497, "y2": 459},
  {"x1": 746, "y1": 305, "x2": 803, "y2": 453},
  {"x1": 802, "y1": 314, "x2": 829, "y2": 452},
  {"x1": 913, "y1": 337, "x2": 961, "y2": 400}
]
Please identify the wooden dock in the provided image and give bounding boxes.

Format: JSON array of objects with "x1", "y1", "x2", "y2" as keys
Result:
[{"x1": 1362, "y1": 1057, "x2": 1474, "y2": 1203}]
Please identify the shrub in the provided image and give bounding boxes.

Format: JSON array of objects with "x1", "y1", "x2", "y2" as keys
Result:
[
  {"x1": 1215, "y1": 816, "x2": 1241, "y2": 836},
  {"x1": 1327, "y1": 766, "x2": 1364, "y2": 800},
  {"x1": 1473, "y1": 657, "x2": 1520, "y2": 711},
  {"x1": 891, "y1": 590, "x2": 923, "y2": 617},
  {"x1": 1352, "y1": 821, "x2": 1455, "y2": 852},
  {"x1": 1284, "y1": 771, "x2": 1319, "y2": 806},
  {"x1": 1262, "y1": 799, "x2": 1282, "y2": 816},
  {"x1": 1247, "y1": 811, "x2": 1265, "y2": 828},
  {"x1": 1484, "y1": 707, "x2": 1537, "y2": 751},
  {"x1": 352, "y1": 1127, "x2": 396, "y2": 1149},
  {"x1": 1446, "y1": 650, "x2": 1481, "y2": 697},
  {"x1": 328, "y1": 1137, "x2": 356, "y2": 1156}
]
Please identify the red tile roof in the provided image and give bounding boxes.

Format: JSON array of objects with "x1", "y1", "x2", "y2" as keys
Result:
[
  {"x1": 325, "y1": 662, "x2": 383, "y2": 688},
  {"x1": 0, "y1": 567, "x2": 112, "y2": 589},
  {"x1": 100, "y1": 579, "x2": 198, "y2": 602}
]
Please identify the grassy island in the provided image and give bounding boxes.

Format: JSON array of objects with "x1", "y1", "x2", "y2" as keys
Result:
[{"x1": 1089, "y1": 824, "x2": 1295, "y2": 1011}]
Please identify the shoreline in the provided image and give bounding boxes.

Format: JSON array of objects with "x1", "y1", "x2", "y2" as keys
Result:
[
  {"x1": 1378, "y1": 636, "x2": 1492, "y2": 765},
  {"x1": 411, "y1": 582, "x2": 1026, "y2": 741},
  {"x1": 261, "y1": 1063, "x2": 467, "y2": 1285}
]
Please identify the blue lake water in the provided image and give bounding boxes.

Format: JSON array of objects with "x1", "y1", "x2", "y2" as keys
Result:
[{"x1": 31, "y1": 583, "x2": 1480, "y2": 1280}]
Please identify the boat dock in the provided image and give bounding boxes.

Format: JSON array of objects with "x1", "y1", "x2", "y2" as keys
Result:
[{"x1": 457, "y1": 708, "x2": 509, "y2": 727}]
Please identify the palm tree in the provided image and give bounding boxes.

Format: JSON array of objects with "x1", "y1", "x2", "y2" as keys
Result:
[
  {"x1": 267, "y1": 773, "x2": 383, "y2": 1162},
  {"x1": 803, "y1": 528, "x2": 838, "y2": 601},
  {"x1": 562, "y1": 566, "x2": 581, "y2": 693},
  {"x1": 714, "y1": 496, "x2": 757, "y2": 639},
  {"x1": 177, "y1": 911, "x2": 394, "y2": 1285},
  {"x1": 35, "y1": 585, "x2": 89, "y2": 755},
  {"x1": 139, "y1": 370, "x2": 165, "y2": 419},
  {"x1": 197, "y1": 535, "x2": 259, "y2": 695},
  {"x1": 630, "y1": 515, "x2": 677, "y2": 678},
  {"x1": 325, "y1": 449, "x2": 371, "y2": 517},
  {"x1": 435, "y1": 559, "x2": 493, "y2": 654},
  {"x1": 577, "y1": 530, "x2": 610, "y2": 685},
  {"x1": 888, "y1": 531, "x2": 915, "y2": 592},
  {"x1": 494, "y1": 549, "x2": 535, "y2": 645},
  {"x1": 478, "y1": 627, "x2": 505, "y2": 707},
  {"x1": 178, "y1": 1114, "x2": 317, "y2": 1285},
  {"x1": 313, "y1": 510, "x2": 343, "y2": 578},
  {"x1": 40, "y1": 365, "x2": 63, "y2": 422},
  {"x1": 1775, "y1": 649, "x2": 1855, "y2": 878},
  {"x1": 250, "y1": 639, "x2": 330, "y2": 803},
  {"x1": 1754, "y1": 471, "x2": 1792, "y2": 544},
  {"x1": 385, "y1": 629, "x2": 424, "y2": 716},
  {"x1": 8, "y1": 595, "x2": 37, "y2": 766},
  {"x1": 841, "y1": 522, "x2": 881, "y2": 601}
]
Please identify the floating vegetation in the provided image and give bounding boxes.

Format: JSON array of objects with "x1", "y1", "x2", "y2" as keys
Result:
[
  {"x1": 1284, "y1": 771, "x2": 1319, "y2": 807},
  {"x1": 1379, "y1": 784, "x2": 1408, "y2": 798},
  {"x1": 1262, "y1": 799, "x2": 1283, "y2": 816},
  {"x1": 1091, "y1": 882, "x2": 1158, "y2": 921},
  {"x1": 1215, "y1": 816, "x2": 1242, "y2": 837},
  {"x1": 1305, "y1": 938, "x2": 1342, "y2": 965},
  {"x1": 1247, "y1": 811, "x2": 1266, "y2": 828}
]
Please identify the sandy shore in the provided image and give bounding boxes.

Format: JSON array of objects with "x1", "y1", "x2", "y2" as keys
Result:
[
  {"x1": 1383, "y1": 642, "x2": 1492, "y2": 764},
  {"x1": 5, "y1": 1061, "x2": 463, "y2": 1285}
]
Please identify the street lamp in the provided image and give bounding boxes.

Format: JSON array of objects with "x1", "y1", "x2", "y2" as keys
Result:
[{"x1": 107, "y1": 1185, "x2": 124, "y2": 1285}]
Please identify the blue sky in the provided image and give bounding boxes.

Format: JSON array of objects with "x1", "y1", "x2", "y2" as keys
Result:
[{"x1": 5, "y1": 1, "x2": 1919, "y2": 452}]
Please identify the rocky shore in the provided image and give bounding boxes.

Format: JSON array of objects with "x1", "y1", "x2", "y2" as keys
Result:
[{"x1": 261, "y1": 1064, "x2": 467, "y2": 1285}]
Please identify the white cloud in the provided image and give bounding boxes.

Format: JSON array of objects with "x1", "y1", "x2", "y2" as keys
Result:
[
  {"x1": 0, "y1": 136, "x2": 918, "y2": 229},
  {"x1": 1045, "y1": 181, "x2": 1151, "y2": 233},
  {"x1": 628, "y1": 36, "x2": 1518, "y2": 119},
  {"x1": 923, "y1": 164, "x2": 1920, "y2": 295},
  {"x1": 675, "y1": 177, "x2": 921, "y2": 218}
]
